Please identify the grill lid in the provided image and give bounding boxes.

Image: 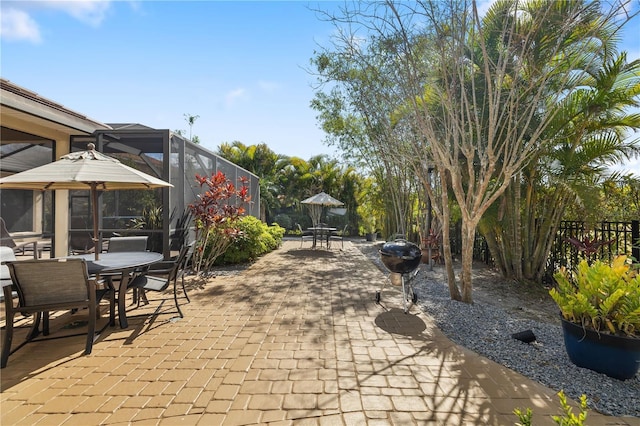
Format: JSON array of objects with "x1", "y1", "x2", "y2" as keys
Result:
[{"x1": 379, "y1": 239, "x2": 422, "y2": 274}]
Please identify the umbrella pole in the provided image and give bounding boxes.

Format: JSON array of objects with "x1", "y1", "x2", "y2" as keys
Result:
[{"x1": 91, "y1": 185, "x2": 100, "y2": 260}]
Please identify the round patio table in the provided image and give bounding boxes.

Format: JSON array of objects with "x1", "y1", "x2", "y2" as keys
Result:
[
  {"x1": 70, "y1": 251, "x2": 163, "y2": 329},
  {"x1": 307, "y1": 227, "x2": 337, "y2": 248}
]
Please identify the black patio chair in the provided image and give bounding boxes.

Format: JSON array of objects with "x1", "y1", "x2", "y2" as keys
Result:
[
  {"x1": 102, "y1": 235, "x2": 150, "y2": 308},
  {"x1": 0, "y1": 246, "x2": 17, "y2": 302},
  {"x1": 328, "y1": 224, "x2": 349, "y2": 249},
  {"x1": 1, "y1": 258, "x2": 114, "y2": 368},
  {"x1": 0, "y1": 217, "x2": 46, "y2": 259},
  {"x1": 296, "y1": 224, "x2": 314, "y2": 248},
  {"x1": 69, "y1": 216, "x2": 96, "y2": 255},
  {"x1": 127, "y1": 242, "x2": 192, "y2": 320},
  {"x1": 107, "y1": 236, "x2": 148, "y2": 253}
]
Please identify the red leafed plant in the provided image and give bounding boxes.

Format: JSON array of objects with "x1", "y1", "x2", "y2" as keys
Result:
[
  {"x1": 189, "y1": 171, "x2": 251, "y2": 274},
  {"x1": 564, "y1": 236, "x2": 615, "y2": 256}
]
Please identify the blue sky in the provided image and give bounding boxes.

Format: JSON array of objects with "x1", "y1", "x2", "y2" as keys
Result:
[
  {"x1": 1, "y1": 1, "x2": 340, "y2": 160},
  {"x1": 1, "y1": 0, "x2": 639, "y2": 173}
]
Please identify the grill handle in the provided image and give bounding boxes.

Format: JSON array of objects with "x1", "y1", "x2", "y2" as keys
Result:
[{"x1": 379, "y1": 251, "x2": 416, "y2": 261}]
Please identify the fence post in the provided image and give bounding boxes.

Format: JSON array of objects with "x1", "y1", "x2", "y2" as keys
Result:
[{"x1": 633, "y1": 220, "x2": 639, "y2": 264}]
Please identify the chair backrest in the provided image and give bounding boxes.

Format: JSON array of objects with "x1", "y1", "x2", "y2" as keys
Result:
[
  {"x1": 69, "y1": 216, "x2": 95, "y2": 253},
  {"x1": 0, "y1": 246, "x2": 16, "y2": 262},
  {"x1": 7, "y1": 259, "x2": 91, "y2": 307},
  {"x1": 0, "y1": 218, "x2": 16, "y2": 248},
  {"x1": 168, "y1": 242, "x2": 192, "y2": 281},
  {"x1": 296, "y1": 224, "x2": 314, "y2": 236},
  {"x1": 108, "y1": 236, "x2": 148, "y2": 252},
  {"x1": 182, "y1": 241, "x2": 195, "y2": 269},
  {"x1": 1, "y1": 246, "x2": 17, "y2": 287}
]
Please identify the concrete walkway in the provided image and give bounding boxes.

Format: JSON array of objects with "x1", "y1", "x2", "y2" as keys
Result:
[{"x1": 1, "y1": 240, "x2": 637, "y2": 425}]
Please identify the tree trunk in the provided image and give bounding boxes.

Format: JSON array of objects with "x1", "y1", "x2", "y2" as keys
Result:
[
  {"x1": 459, "y1": 219, "x2": 477, "y2": 304},
  {"x1": 439, "y1": 176, "x2": 461, "y2": 301},
  {"x1": 480, "y1": 224, "x2": 507, "y2": 276},
  {"x1": 512, "y1": 173, "x2": 523, "y2": 280}
]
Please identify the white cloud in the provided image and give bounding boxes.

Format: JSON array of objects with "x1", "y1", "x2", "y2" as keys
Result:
[
  {"x1": 44, "y1": 0, "x2": 112, "y2": 27},
  {"x1": 0, "y1": 0, "x2": 112, "y2": 43},
  {"x1": 0, "y1": 7, "x2": 41, "y2": 43},
  {"x1": 225, "y1": 88, "x2": 247, "y2": 106}
]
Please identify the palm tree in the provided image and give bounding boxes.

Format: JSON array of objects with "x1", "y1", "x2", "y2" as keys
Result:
[
  {"x1": 482, "y1": 52, "x2": 640, "y2": 283},
  {"x1": 184, "y1": 113, "x2": 200, "y2": 141},
  {"x1": 313, "y1": 0, "x2": 636, "y2": 303},
  {"x1": 217, "y1": 142, "x2": 285, "y2": 223}
]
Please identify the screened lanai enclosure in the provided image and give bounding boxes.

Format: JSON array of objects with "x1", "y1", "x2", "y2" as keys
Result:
[{"x1": 0, "y1": 124, "x2": 260, "y2": 259}]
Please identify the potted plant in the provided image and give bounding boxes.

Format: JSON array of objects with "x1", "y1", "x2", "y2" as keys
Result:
[
  {"x1": 550, "y1": 255, "x2": 640, "y2": 380},
  {"x1": 357, "y1": 200, "x2": 379, "y2": 242},
  {"x1": 363, "y1": 218, "x2": 378, "y2": 242},
  {"x1": 357, "y1": 178, "x2": 383, "y2": 242}
]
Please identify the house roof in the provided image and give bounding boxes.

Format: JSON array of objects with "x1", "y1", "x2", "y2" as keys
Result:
[
  {"x1": 1, "y1": 78, "x2": 113, "y2": 173},
  {"x1": 1, "y1": 78, "x2": 111, "y2": 135}
]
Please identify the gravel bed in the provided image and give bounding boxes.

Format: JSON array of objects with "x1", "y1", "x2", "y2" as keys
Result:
[{"x1": 357, "y1": 242, "x2": 640, "y2": 418}]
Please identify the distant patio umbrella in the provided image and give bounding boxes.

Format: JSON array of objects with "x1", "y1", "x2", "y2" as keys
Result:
[
  {"x1": 0, "y1": 143, "x2": 173, "y2": 260},
  {"x1": 301, "y1": 192, "x2": 344, "y2": 226}
]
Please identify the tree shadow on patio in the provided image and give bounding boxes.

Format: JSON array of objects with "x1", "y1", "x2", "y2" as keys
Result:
[
  {"x1": 370, "y1": 306, "x2": 522, "y2": 425},
  {"x1": 282, "y1": 248, "x2": 338, "y2": 259},
  {"x1": 0, "y1": 308, "x2": 114, "y2": 391}
]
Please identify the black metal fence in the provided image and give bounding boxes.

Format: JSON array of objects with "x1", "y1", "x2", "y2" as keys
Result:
[
  {"x1": 449, "y1": 223, "x2": 494, "y2": 265},
  {"x1": 466, "y1": 220, "x2": 639, "y2": 279},
  {"x1": 547, "y1": 220, "x2": 639, "y2": 270}
]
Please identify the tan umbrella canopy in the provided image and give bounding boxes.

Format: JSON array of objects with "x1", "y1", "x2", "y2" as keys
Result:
[
  {"x1": 0, "y1": 143, "x2": 173, "y2": 260},
  {"x1": 301, "y1": 192, "x2": 344, "y2": 226}
]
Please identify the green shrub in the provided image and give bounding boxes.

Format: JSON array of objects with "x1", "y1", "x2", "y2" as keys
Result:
[
  {"x1": 216, "y1": 216, "x2": 284, "y2": 265},
  {"x1": 267, "y1": 222, "x2": 285, "y2": 245},
  {"x1": 273, "y1": 213, "x2": 293, "y2": 230}
]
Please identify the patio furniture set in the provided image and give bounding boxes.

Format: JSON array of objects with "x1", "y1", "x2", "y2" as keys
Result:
[
  {"x1": 0, "y1": 236, "x2": 193, "y2": 368},
  {"x1": 298, "y1": 224, "x2": 348, "y2": 249},
  {"x1": 298, "y1": 191, "x2": 348, "y2": 249},
  {"x1": 0, "y1": 217, "x2": 51, "y2": 260}
]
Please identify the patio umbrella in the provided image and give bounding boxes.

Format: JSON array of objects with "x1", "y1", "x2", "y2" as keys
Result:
[
  {"x1": 301, "y1": 191, "x2": 344, "y2": 226},
  {"x1": 0, "y1": 143, "x2": 173, "y2": 260}
]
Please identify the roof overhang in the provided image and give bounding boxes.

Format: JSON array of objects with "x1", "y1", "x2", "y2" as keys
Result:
[{"x1": 1, "y1": 78, "x2": 111, "y2": 136}]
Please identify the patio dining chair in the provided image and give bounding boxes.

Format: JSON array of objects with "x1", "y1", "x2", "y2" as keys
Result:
[
  {"x1": 328, "y1": 224, "x2": 348, "y2": 249},
  {"x1": 69, "y1": 216, "x2": 96, "y2": 255},
  {"x1": 127, "y1": 242, "x2": 192, "y2": 320},
  {"x1": 0, "y1": 246, "x2": 17, "y2": 302},
  {"x1": 104, "y1": 236, "x2": 149, "y2": 304},
  {"x1": 107, "y1": 236, "x2": 148, "y2": 252},
  {"x1": 1, "y1": 258, "x2": 113, "y2": 368},
  {"x1": 296, "y1": 224, "x2": 314, "y2": 248},
  {"x1": 0, "y1": 217, "x2": 44, "y2": 259}
]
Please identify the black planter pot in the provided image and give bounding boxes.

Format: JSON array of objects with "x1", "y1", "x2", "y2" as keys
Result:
[{"x1": 560, "y1": 317, "x2": 640, "y2": 380}]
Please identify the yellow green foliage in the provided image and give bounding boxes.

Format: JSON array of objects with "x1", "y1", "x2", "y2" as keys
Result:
[
  {"x1": 513, "y1": 390, "x2": 588, "y2": 426},
  {"x1": 550, "y1": 256, "x2": 640, "y2": 337},
  {"x1": 552, "y1": 391, "x2": 588, "y2": 426}
]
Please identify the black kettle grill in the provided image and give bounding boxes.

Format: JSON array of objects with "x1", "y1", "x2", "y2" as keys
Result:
[
  {"x1": 377, "y1": 239, "x2": 421, "y2": 313},
  {"x1": 379, "y1": 239, "x2": 422, "y2": 274}
]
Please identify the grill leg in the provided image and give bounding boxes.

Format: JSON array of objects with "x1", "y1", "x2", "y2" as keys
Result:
[
  {"x1": 401, "y1": 275, "x2": 408, "y2": 313},
  {"x1": 376, "y1": 277, "x2": 388, "y2": 304}
]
